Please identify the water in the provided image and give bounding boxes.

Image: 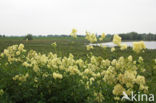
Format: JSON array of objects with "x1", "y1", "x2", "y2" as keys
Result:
[{"x1": 91, "y1": 41, "x2": 156, "y2": 49}]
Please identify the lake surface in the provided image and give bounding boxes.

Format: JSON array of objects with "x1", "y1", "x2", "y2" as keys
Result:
[{"x1": 91, "y1": 41, "x2": 156, "y2": 49}]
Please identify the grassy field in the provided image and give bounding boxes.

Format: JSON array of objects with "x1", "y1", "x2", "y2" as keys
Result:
[{"x1": 0, "y1": 37, "x2": 156, "y2": 102}]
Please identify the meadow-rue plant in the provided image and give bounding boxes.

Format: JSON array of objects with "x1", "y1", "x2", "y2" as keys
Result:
[
  {"x1": 53, "y1": 72, "x2": 63, "y2": 79},
  {"x1": 85, "y1": 31, "x2": 97, "y2": 43},
  {"x1": 86, "y1": 45, "x2": 94, "y2": 51},
  {"x1": 120, "y1": 44, "x2": 127, "y2": 50},
  {"x1": 0, "y1": 29, "x2": 154, "y2": 103},
  {"x1": 111, "y1": 47, "x2": 115, "y2": 52},
  {"x1": 51, "y1": 42, "x2": 57, "y2": 48},
  {"x1": 99, "y1": 33, "x2": 106, "y2": 41},
  {"x1": 70, "y1": 28, "x2": 77, "y2": 38},
  {"x1": 113, "y1": 34, "x2": 122, "y2": 46},
  {"x1": 133, "y1": 41, "x2": 146, "y2": 53}
]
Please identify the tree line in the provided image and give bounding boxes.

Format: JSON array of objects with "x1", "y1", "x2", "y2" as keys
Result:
[
  {"x1": 118, "y1": 32, "x2": 156, "y2": 41},
  {"x1": 1, "y1": 32, "x2": 156, "y2": 41},
  {"x1": 0, "y1": 35, "x2": 5, "y2": 37}
]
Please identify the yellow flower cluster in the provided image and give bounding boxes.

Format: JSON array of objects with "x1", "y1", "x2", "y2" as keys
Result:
[
  {"x1": 13, "y1": 73, "x2": 29, "y2": 82},
  {"x1": 113, "y1": 84, "x2": 125, "y2": 95},
  {"x1": 53, "y1": 72, "x2": 63, "y2": 79},
  {"x1": 70, "y1": 28, "x2": 77, "y2": 38},
  {"x1": 67, "y1": 66, "x2": 81, "y2": 75},
  {"x1": 91, "y1": 55, "x2": 148, "y2": 100},
  {"x1": 86, "y1": 45, "x2": 94, "y2": 51},
  {"x1": 133, "y1": 41, "x2": 146, "y2": 53},
  {"x1": 128, "y1": 55, "x2": 133, "y2": 62},
  {"x1": 111, "y1": 47, "x2": 115, "y2": 52},
  {"x1": 0, "y1": 43, "x2": 150, "y2": 102},
  {"x1": 94, "y1": 92, "x2": 104, "y2": 103},
  {"x1": 85, "y1": 32, "x2": 97, "y2": 43},
  {"x1": 136, "y1": 75, "x2": 148, "y2": 91},
  {"x1": 18, "y1": 44, "x2": 24, "y2": 51},
  {"x1": 0, "y1": 44, "x2": 26, "y2": 63},
  {"x1": 99, "y1": 33, "x2": 106, "y2": 41},
  {"x1": 120, "y1": 44, "x2": 127, "y2": 50},
  {"x1": 113, "y1": 34, "x2": 121, "y2": 46},
  {"x1": 51, "y1": 42, "x2": 57, "y2": 47}
]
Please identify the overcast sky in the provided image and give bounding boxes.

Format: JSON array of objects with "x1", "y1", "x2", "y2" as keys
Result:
[{"x1": 0, "y1": 0, "x2": 156, "y2": 36}]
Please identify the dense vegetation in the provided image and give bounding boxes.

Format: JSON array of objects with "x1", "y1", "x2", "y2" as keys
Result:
[{"x1": 0, "y1": 35, "x2": 156, "y2": 103}]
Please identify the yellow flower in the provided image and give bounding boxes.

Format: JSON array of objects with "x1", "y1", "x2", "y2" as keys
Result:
[
  {"x1": 76, "y1": 59, "x2": 84, "y2": 67},
  {"x1": 4, "y1": 49, "x2": 9, "y2": 56},
  {"x1": 86, "y1": 45, "x2": 94, "y2": 51},
  {"x1": 101, "y1": 33, "x2": 106, "y2": 38},
  {"x1": 16, "y1": 51, "x2": 20, "y2": 55},
  {"x1": 128, "y1": 55, "x2": 133, "y2": 62},
  {"x1": 68, "y1": 66, "x2": 80, "y2": 75},
  {"x1": 53, "y1": 72, "x2": 63, "y2": 79},
  {"x1": 139, "y1": 85, "x2": 148, "y2": 91},
  {"x1": 138, "y1": 56, "x2": 143, "y2": 63},
  {"x1": 114, "y1": 96, "x2": 120, "y2": 101},
  {"x1": 12, "y1": 73, "x2": 29, "y2": 82},
  {"x1": 70, "y1": 28, "x2": 77, "y2": 38},
  {"x1": 90, "y1": 77, "x2": 95, "y2": 82},
  {"x1": 23, "y1": 62, "x2": 30, "y2": 67},
  {"x1": 94, "y1": 92, "x2": 104, "y2": 103},
  {"x1": 71, "y1": 28, "x2": 77, "y2": 34},
  {"x1": 33, "y1": 65, "x2": 39, "y2": 72},
  {"x1": 136, "y1": 75, "x2": 145, "y2": 85},
  {"x1": 0, "y1": 89, "x2": 4, "y2": 96},
  {"x1": 99, "y1": 33, "x2": 106, "y2": 41},
  {"x1": 43, "y1": 73, "x2": 48, "y2": 78},
  {"x1": 34, "y1": 77, "x2": 38, "y2": 82},
  {"x1": 113, "y1": 84, "x2": 125, "y2": 95},
  {"x1": 13, "y1": 75, "x2": 19, "y2": 80},
  {"x1": 0, "y1": 53, "x2": 4, "y2": 58},
  {"x1": 111, "y1": 47, "x2": 115, "y2": 52},
  {"x1": 120, "y1": 44, "x2": 127, "y2": 50},
  {"x1": 12, "y1": 45, "x2": 17, "y2": 50},
  {"x1": 51, "y1": 42, "x2": 57, "y2": 47},
  {"x1": 18, "y1": 44, "x2": 24, "y2": 51},
  {"x1": 113, "y1": 34, "x2": 121, "y2": 46},
  {"x1": 111, "y1": 59, "x2": 117, "y2": 65},
  {"x1": 85, "y1": 32, "x2": 97, "y2": 43},
  {"x1": 133, "y1": 41, "x2": 146, "y2": 53},
  {"x1": 122, "y1": 71, "x2": 136, "y2": 88}
]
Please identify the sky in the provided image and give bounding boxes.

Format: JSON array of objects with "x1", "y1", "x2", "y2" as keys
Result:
[{"x1": 0, "y1": 0, "x2": 156, "y2": 36}]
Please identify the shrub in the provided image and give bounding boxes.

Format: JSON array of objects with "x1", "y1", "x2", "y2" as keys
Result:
[{"x1": 24, "y1": 34, "x2": 33, "y2": 40}]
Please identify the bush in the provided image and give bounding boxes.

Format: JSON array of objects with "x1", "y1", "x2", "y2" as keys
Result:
[{"x1": 24, "y1": 34, "x2": 33, "y2": 40}]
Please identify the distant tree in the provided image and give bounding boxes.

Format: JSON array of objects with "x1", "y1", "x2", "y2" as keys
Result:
[
  {"x1": 1, "y1": 35, "x2": 5, "y2": 38},
  {"x1": 24, "y1": 34, "x2": 33, "y2": 40},
  {"x1": 118, "y1": 32, "x2": 156, "y2": 41}
]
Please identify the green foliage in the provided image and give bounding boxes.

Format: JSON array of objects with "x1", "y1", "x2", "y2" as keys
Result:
[{"x1": 0, "y1": 37, "x2": 156, "y2": 103}]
